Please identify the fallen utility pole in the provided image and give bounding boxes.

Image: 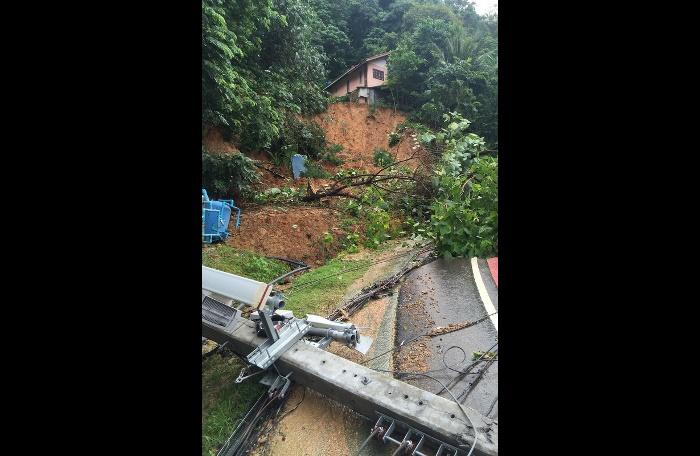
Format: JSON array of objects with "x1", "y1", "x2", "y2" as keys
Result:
[{"x1": 203, "y1": 312, "x2": 498, "y2": 455}]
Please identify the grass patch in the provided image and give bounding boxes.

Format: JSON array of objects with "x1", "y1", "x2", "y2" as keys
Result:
[
  {"x1": 284, "y1": 256, "x2": 372, "y2": 316},
  {"x1": 202, "y1": 244, "x2": 288, "y2": 283},
  {"x1": 202, "y1": 355, "x2": 266, "y2": 456}
]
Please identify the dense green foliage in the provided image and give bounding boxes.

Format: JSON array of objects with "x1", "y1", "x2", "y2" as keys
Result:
[
  {"x1": 430, "y1": 112, "x2": 497, "y2": 257},
  {"x1": 202, "y1": 149, "x2": 260, "y2": 199},
  {"x1": 385, "y1": 3, "x2": 498, "y2": 145},
  {"x1": 269, "y1": 116, "x2": 327, "y2": 166},
  {"x1": 203, "y1": 0, "x2": 328, "y2": 152},
  {"x1": 203, "y1": 0, "x2": 497, "y2": 151}
]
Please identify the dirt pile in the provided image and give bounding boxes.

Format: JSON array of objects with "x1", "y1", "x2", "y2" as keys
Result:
[{"x1": 226, "y1": 206, "x2": 342, "y2": 265}]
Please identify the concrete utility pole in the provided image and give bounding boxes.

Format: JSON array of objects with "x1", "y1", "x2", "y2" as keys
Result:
[{"x1": 202, "y1": 312, "x2": 498, "y2": 455}]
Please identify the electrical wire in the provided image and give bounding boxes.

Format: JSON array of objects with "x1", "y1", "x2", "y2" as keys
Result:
[
  {"x1": 435, "y1": 342, "x2": 498, "y2": 396},
  {"x1": 277, "y1": 386, "x2": 306, "y2": 421},
  {"x1": 457, "y1": 349, "x2": 498, "y2": 402},
  {"x1": 217, "y1": 394, "x2": 275, "y2": 456},
  {"x1": 354, "y1": 425, "x2": 381, "y2": 456},
  {"x1": 486, "y1": 395, "x2": 498, "y2": 417},
  {"x1": 268, "y1": 265, "x2": 310, "y2": 286},
  {"x1": 360, "y1": 332, "x2": 499, "y2": 455},
  {"x1": 216, "y1": 391, "x2": 268, "y2": 456}
]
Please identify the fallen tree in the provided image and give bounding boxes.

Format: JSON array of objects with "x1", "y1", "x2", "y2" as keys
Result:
[{"x1": 302, "y1": 151, "x2": 433, "y2": 202}]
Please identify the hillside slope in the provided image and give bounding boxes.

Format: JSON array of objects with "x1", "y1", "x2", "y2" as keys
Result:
[{"x1": 313, "y1": 103, "x2": 420, "y2": 172}]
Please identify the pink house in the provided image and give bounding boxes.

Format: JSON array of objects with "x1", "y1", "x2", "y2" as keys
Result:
[{"x1": 325, "y1": 52, "x2": 389, "y2": 104}]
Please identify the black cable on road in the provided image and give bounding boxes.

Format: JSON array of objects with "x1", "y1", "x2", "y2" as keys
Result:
[
  {"x1": 457, "y1": 349, "x2": 498, "y2": 403},
  {"x1": 486, "y1": 395, "x2": 498, "y2": 417},
  {"x1": 435, "y1": 341, "x2": 499, "y2": 396}
]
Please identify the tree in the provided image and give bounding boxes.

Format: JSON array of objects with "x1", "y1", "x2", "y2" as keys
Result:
[{"x1": 202, "y1": 0, "x2": 328, "y2": 152}]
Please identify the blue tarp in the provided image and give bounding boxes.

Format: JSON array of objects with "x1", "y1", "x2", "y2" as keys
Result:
[{"x1": 291, "y1": 154, "x2": 307, "y2": 180}]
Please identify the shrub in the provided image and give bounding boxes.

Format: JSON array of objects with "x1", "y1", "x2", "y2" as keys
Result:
[
  {"x1": 388, "y1": 131, "x2": 401, "y2": 147},
  {"x1": 431, "y1": 157, "x2": 497, "y2": 257},
  {"x1": 202, "y1": 148, "x2": 260, "y2": 199},
  {"x1": 320, "y1": 231, "x2": 334, "y2": 259},
  {"x1": 373, "y1": 147, "x2": 395, "y2": 167},
  {"x1": 364, "y1": 207, "x2": 392, "y2": 248},
  {"x1": 300, "y1": 161, "x2": 330, "y2": 178},
  {"x1": 429, "y1": 113, "x2": 497, "y2": 257},
  {"x1": 321, "y1": 143, "x2": 344, "y2": 166},
  {"x1": 252, "y1": 186, "x2": 301, "y2": 204},
  {"x1": 342, "y1": 233, "x2": 360, "y2": 253}
]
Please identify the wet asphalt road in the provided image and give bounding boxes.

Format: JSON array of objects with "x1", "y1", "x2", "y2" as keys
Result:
[{"x1": 396, "y1": 257, "x2": 498, "y2": 418}]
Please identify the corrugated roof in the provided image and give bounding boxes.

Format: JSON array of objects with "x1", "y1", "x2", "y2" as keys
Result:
[{"x1": 324, "y1": 51, "x2": 390, "y2": 90}]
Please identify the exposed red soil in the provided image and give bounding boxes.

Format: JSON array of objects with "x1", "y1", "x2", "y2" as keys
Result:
[
  {"x1": 202, "y1": 127, "x2": 239, "y2": 154},
  {"x1": 226, "y1": 206, "x2": 347, "y2": 265},
  {"x1": 312, "y1": 103, "x2": 430, "y2": 173}
]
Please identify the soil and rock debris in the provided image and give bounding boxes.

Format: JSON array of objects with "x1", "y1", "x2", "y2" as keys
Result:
[
  {"x1": 312, "y1": 103, "x2": 429, "y2": 174},
  {"x1": 226, "y1": 206, "x2": 343, "y2": 266},
  {"x1": 394, "y1": 297, "x2": 435, "y2": 373},
  {"x1": 209, "y1": 104, "x2": 431, "y2": 268}
]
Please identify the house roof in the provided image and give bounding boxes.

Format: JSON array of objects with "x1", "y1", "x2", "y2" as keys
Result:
[{"x1": 324, "y1": 51, "x2": 391, "y2": 90}]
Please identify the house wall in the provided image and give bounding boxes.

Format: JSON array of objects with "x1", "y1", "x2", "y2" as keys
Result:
[
  {"x1": 366, "y1": 57, "x2": 387, "y2": 88},
  {"x1": 330, "y1": 68, "x2": 363, "y2": 96},
  {"x1": 329, "y1": 56, "x2": 388, "y2": 96},
  {"x1": 347, "y1": 68, "x2": 363, "y2": 93},
  {"x1": 331, "y1": 82, "x2": 347, "y2": 97}
]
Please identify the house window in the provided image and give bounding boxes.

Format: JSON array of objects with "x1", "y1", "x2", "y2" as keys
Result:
[{"x1": 373, "y1": 69, "x2": 384, "y2": 81}]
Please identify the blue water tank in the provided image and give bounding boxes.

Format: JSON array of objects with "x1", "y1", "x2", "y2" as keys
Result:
[{"x1": 202, "y1": 189, "x2": 240, "y2": 243}]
